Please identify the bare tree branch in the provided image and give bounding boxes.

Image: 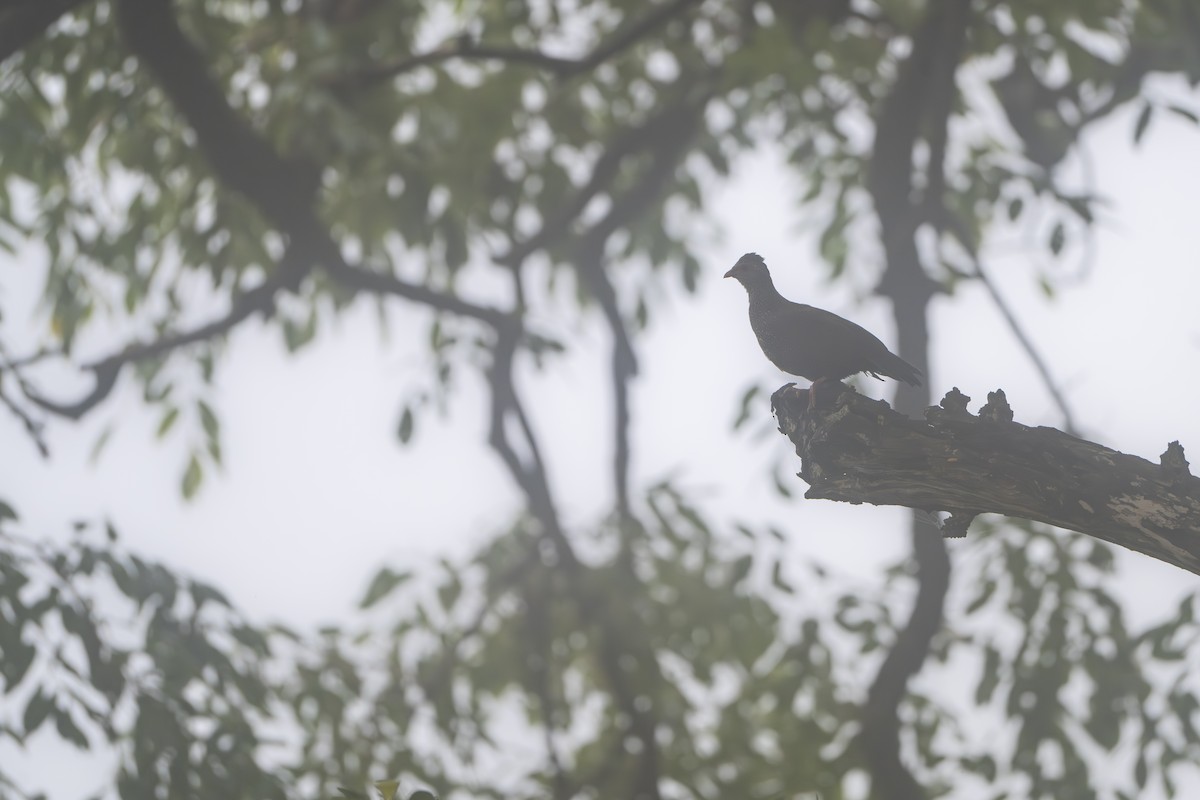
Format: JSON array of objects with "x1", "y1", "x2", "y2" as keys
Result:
[
  {"x1": 0, "y1": 343, "x2": 49, "y2": 456},
  {"x1": 497, "y1": 95, "x2": 704, "y2": 269},
  {"x1": 487, "y1": 304, "x2": 663, "y2": 800},
  {"x1": 969, "y1": 255, "x2": 1079, "y2": 434},
  {"x1": 568, "y1": 94, "x2": 706, "y2": 526},
  {"x1": 498, "y1": 84, "x2": 707, "y2": 529},
  {"x1": 326, "y1": 0, "x2": 702, "y2": 91},
  {"x1": 772, "y1": 384, "x2": 1200, "y2": 576}
]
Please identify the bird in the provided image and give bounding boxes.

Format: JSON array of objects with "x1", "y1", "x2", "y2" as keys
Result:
[{"x1": 725, "y1": 252, "x2": 922, "y2": 404}]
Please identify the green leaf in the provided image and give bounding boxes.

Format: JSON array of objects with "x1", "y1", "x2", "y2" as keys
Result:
[
  {"x1": 1133, "y1": 102, "x2": 1154, "y2": 145},
  {"x1": 22, "y1": 689, "x2": 54, "y2": 736},
  {"x1": 181, "y1": 454, "x2": 203, "y2": 500},
  {"x1": 197, "y1": 399, "x2": 219, "y2": 442},
  {"x1": 974, "y1": 645, "x2": 1001, "y2": 705},
  {"x1": 397, "y1": 406, "x2": 415, "y2": 444},
  {"x1": 156, "y1": 406, "x2": 180, "y2": 439},
  {"x1": 53, "y1": 705, "x2": 89, "y2": 749},
  {"x1": 359, "y1": 567, "x2": 413, "y2": 609},
  {"x1": 1007, "y1": 197, "x2": 1024, "y2": 221},
  {"x1": 964, "y1": 578, "x2": 996, "y2": 615},
  {"x1": 1048, "y1": 222, "x2": 1065, "y2": 256},
  {"x1": 732, "y1": 383, "x2": 762, "y2": 430},
  {"x1": 89, "y1": 424, "x2": 115, "y2": 465},
  {"x1": 729, "y1": 554, "x2": 753, "y2": 586}
]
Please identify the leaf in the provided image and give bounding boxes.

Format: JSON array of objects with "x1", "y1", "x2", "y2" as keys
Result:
[
  {"x1": 156, "y1": 406, "x2": 180, "y2": 439},
  {"x1": 23, "y1": 689, "x2": 54, "y2": 736},
  {"x1": 964, "y1": 578, "x2": 996, "y2": 615},
  {"x1": 1133, "y1": 102, "x2": 1153, "y2": 145},
  {"x1": 1166, "y1": 104, "x2": 1199, "y2": 125},
  {"x1": 770, "y1": 559, "x2": 793, "y2": 594},
  {"x1": 732, "y1": 383, "x2": 762, "y2": 430},
  {"x1": 181, "y1": 454, "x2": 203, "y2": 500},
  {"x1": 197, "y1": 399, "x2": 219, "y2": 442},
  {"x1": 1007, "y1": 197, "x2": 1024, "y2": 222},
  {"x1": 974, "y1": 645, "x2": 1001, "y2": 705},
  {"x1": 2, "y1": 636, "x2": 35, "y2": 689},
  {"x1": 359, "y1": 567, "x2": 412, "y2": 609},
  {"x1": 729, "y1": 554, "x2": 753, "y2": 586},
  {"x1": 0, "y1": 500, "x2": 18, "y2": 522},
  {"x1": 191, "y1": 580, "x2": 231, "y2": 609},
  {"x1": 1048, "y1": 222, "x2": 1065, "y2": 256},
  {"x1": 88, "y1": 424, "x2": 115, "y2": 465},
  {"x1": 373, "y1": 781, "x2": 399, "y2": 800},
  {"x1": 397, "y1": 406, "x2": 415, "y2": 445},
  {"x1": 54, "y1": 705, "x2": 89, "y2": 749}
]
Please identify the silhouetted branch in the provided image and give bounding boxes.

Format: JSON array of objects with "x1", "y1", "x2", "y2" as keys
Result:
[
  {"x1": 862, "y1": 0, "x2": 971, "y2": 797},
  {"x1": 970, "y1": 256, "x2": 1079, "y2": 434},
  {"x1": 327, "y1": 0, "x2": 702, "y2": 90},
  {"x1": 26, "y1": 273, "x2": 285, "y2": 420},
  {"x1": 497, "y1": 95, "x2": 704, "y2": 269},
  {"x1": 117, "y1": 0, "x2": 508, "y2": 326},
  {"x1": 935, "y1": 205, "x2": 1081, "y2": 436},
  {"x1": 0, "y1": 342, "x2": 49, "y2": 456},
  {"x1": 505, "y1": 88, "x2": 706, "y2": 527},
  {"x1": 486, "y1": 294, "x2": 663, "y2": 800},
  {"x1": 772, "y1": 384, "x2": 1200, "y2": 576},
  {"x1": 19, "y1": 0, "x2": 510, "y2": 422}
]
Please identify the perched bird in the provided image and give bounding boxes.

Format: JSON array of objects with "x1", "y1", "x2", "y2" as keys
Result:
[{"x1": 725, "y1": 253, "x2": 922, "y2": 402}]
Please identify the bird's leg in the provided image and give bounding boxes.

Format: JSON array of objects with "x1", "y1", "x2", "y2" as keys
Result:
[{"x1": 807, "y1": 377, "x2": 829, "y2": 410}]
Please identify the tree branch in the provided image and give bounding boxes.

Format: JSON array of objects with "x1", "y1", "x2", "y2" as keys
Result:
[
  {"x1": 487, "y1": 307, "x2": 663, "y2": 800},
  {"x1": 566, "y1": 94, "x2": 706, "y2": 528},
  {"x1": 969, "y1": 255, "x2": 1079, "y2": 434},
  {"x1": 21, "y1": 0, "x2": 510, "y2": 422},
  {"x1": 327, "y1": 0, "x2": 702, "y2": 90},
  {"x1": 26, "y1": 271, "x2": 286, "y2": 420},
  {"x1": 862, "y1": 1, "x2": 971, "y2": 797},
  {"x1": 0, "y1": 355, "x2": 49, "y2": 457},
  {"x1": 772, "y1": 383, "x2": 1200, "y2": 575}
]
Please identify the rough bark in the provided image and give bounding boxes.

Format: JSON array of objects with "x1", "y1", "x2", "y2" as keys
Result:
[{"x1": 772, "y1": 383, "x2": 1200, "y2": 575}]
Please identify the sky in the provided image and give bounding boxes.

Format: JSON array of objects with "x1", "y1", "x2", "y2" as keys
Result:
[{"x1": 3, "y1": 63, "x2": 1200, "y2": 798}]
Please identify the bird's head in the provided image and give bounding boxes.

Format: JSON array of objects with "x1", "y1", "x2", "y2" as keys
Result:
[{"x1": 724, "y1": 252, "x2": 772, "y2": 290}]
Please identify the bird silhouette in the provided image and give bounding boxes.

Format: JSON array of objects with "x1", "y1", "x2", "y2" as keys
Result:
[{"x1": 725, "y1": 252, "x2": 921, "y2": 403}]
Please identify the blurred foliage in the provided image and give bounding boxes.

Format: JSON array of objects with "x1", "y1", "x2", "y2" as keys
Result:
[
  {"x1": 4, "y1": 497, "x2": 1200, "y2": 799},
  {"x1": 3, "y1": 0, "x2": 1200, "y2": 799}
]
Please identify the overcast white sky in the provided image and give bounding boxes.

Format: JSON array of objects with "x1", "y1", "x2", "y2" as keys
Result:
[{"x1": 3, "y1": 70, "x2": 1200, "y2": 798}]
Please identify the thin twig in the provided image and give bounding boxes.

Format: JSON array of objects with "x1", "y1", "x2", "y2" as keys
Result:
[
  {"x1": 0, "y1": 340, "x2": 50, "y2": 455},
  {"x1": 326, "y1": 0, "x2": 702, "y2": 91},
  {"x1": 485, "y1": 277, "x2": 662, "y2": 800},
  {"x1": 0, "y1": 379, "x2": 49, "y2": 456},
  {"x1": 971, "y1": 256, "x2": 1079, "y2": 435}
]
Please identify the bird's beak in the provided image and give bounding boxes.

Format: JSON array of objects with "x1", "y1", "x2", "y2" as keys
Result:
[{"x1": 723, "y1": 268, "x2": 735, "y2": 279}]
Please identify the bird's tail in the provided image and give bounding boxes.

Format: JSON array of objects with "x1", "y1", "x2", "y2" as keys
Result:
[{"x1": 879, "y1": 352, "x2": 923, "y2": 386}]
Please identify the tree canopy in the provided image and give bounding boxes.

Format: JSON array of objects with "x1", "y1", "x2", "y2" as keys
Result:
[{"x1": 2, "y1": 1, "x2": 1200, "y2": 799}]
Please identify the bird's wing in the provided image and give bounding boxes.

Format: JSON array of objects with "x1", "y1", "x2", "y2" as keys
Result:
[{"x1": 788, "y1": 302, "x2": 889, "y2": 350}]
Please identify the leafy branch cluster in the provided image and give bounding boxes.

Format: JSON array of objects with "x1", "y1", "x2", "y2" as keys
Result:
[{"x1": 2, "y1": 0, "x2": 1200, "y2": 799}]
